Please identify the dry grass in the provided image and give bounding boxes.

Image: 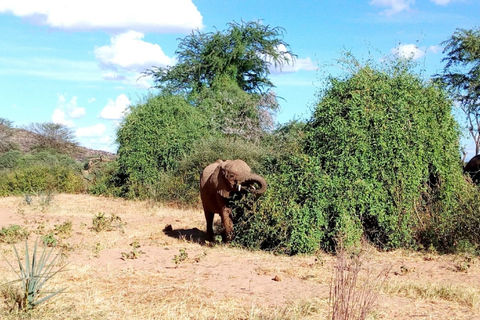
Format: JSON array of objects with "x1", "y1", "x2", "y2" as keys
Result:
[
  {"x1": 0, "y1": 194, "x2": 479, "y2": 320},
  {"x1": 384, "y1": 281, "x2": 480, "y2": 308}
]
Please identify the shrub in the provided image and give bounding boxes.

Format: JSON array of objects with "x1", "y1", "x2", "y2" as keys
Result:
[
  {"x1": 304, "y1": 58, "x2": 461, "y2": 250},
  {"x1": 0, "y1": 150, "x2": 23, "y2": 171},
  {"x1": 0, "y1": 225, "x2": 29, "y2": 244},
  {"x1": 0, "y1": 164, "x2": 85, "y2": 196},
  {"x1": 87, "y1": 160, "x2": 124, "y2": 197},
  {"x1": 233, "y1": 56, "x2": 464, "y2": 253},
  {"x1": 116, "y1": 94, "x2": 211, "y2": 198}
]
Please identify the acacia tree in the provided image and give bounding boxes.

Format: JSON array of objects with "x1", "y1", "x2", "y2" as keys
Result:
[
  {"x1": 25, "y1": 122, "x2": 78, "y2": 154},
  {"x1": 144, "y1": 20, "x2": 293, "y2": 141},
  {"x1": 436, "y1": 27, "x2": 480, "y2": 154},
  {"x1": 145, "y1": 20, "x2": 296, "y2": 95}
]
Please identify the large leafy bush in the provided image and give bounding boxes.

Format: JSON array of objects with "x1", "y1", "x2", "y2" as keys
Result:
[
  {"x1": 115, "y1": 94, "x2": 211, "y2": 198},
  {"x1": 0, "y1": 151, "x2": 85, "y2": 195},
  {"x1": 234, "y1": 58, "x2": 464, "y2": 253}
]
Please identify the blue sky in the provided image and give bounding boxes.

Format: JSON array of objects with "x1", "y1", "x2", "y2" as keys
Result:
[{"x1": 0, "y1": 0, "x2": 478, "y2": 155}]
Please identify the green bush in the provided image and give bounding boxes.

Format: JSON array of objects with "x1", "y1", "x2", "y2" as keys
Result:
[
  {"x1": 305, "y1": 60, "x2": 461, "y2": 249},
  {"x1": 233, "y1": 57, "x2": 464, "y2": 254},
  {"x1": 421, "y1": 179, "x2": 480, "y2": 253},
  {"x1": 0, "y1": 150, "x2": 23, "y2": 171},
  {"x1": 87, "y1": 161, "x2": 124, "y2": 197},
  {"x1": 0, "y1": 164, "x2": 85, "y2": 196},
  {"x1": 116, "y1": 94, "x2": 211, "y2": 198}
]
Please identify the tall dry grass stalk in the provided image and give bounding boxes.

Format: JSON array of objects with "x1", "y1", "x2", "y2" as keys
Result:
[{"x1": 329, "y1": 246, "x2": 391, "y2": 320}]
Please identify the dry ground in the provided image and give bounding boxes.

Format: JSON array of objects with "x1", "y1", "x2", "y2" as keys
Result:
[{"x1": 0, "y1": 194, "x2": 479, "y2": 319}]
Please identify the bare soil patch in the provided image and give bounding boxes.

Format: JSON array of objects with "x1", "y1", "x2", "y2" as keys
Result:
[{"x1": 0, "y1": 194, "x2": 479, "y2": 319}]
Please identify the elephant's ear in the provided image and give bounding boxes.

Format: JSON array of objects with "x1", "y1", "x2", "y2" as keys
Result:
[{"x1": 217, "y1": 162, "x2": 231, "y2": 198}]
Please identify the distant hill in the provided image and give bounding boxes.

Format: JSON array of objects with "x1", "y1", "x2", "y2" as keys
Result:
[{"x1": 5, "y1": 127, "x2": 116, "y2": 162}]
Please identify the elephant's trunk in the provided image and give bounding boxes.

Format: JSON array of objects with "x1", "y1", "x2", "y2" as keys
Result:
[{"x1": 242, "y1": 174, "x2": 267, "y2": 195}]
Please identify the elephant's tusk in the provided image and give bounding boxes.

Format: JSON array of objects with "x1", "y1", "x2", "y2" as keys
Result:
[{"x1": 238, "y1": 184, "x2": 242, "y2": 191}]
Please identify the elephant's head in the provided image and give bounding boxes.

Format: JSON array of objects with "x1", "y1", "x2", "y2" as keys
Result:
[{"x1": 217, "y1": 159, "x2": 267, "y2": 198}]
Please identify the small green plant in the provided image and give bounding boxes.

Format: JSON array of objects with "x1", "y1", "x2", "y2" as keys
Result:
[
  {"x1": 91, "y1": 212, "x2": 124, "y2": 232},
  {"x1": 54, "y1": 221, "x2": 72, "y2": 238},
  {"x1": 92, "y1": 242, "x2": 103, "y2": 258},
  {"x1": 41, "y1": 232, "x2": 57, "y2": 247},
  {"x1": 172, "y1": 248, "x2": 188, "y2": 266},
  {"x1": 2, "y1": 239, "x2": 66, "y2": 311},
  {"x1": 121, "y1": 241, "x2": 145, "y2": 260},
  {"x1": 0, "y1": 225, "x2": 29, "y2": 244}
]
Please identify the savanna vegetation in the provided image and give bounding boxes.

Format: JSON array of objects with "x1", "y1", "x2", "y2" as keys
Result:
[{"x1": 1, "y1": 22, "x2": 480, "y2": 258}]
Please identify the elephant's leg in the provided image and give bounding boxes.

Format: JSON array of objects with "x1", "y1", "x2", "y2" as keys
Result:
[
  {"x1": 204, "y1": 210, "x2": 214, "y2": 242},
  {"x1": 220, "y1": 206, "x2": 234, "y2": 242}
]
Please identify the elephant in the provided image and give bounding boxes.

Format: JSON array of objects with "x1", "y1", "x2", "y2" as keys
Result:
[
  {"x1": 464, "y1": 154, "x2": 480, "y2": 184},
  {"x1": 200, "y1": 159, "x2": 267, "y2": 242}
]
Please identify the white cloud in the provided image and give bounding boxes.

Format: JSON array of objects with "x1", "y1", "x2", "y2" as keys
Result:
[
  {"x1": 430, "y1": 0, "x2": 451, "y2": 5},
  {"x1": 57, "y1": 94, "x2": 86, "y2": 119},
  {"x1": 0, "y1": 56, "x2": 100, "y2": 82},
  {"x1": 268, "y1": 44, "x2": 316, "y2": 74},
  {"x1": 273, "y1": 57, "x2": 317, "y2": 73},
  {"x1": 370, "y1": 0, "x2": 414, "y2": 15},
  {"x1": 0, "y1": 0, "x2": 203, "y2": 33},
  {"x1": 76, "y1": 124, "x2": 106, "y2": 138},
  {"x1": 52, "y1": 94, "x2": 86, "y2": 127},
  {"x1": 427, "y1": 45, "x2": 443, "y2": 54},
  {"x1": 52, "y1": 109, "x2": 74, "y2": 127},
  {"x1": 391, "y1": 44, "x2": 425, "y2": 60},
  {"x1": 95, "y1": 31, "x2": 175, "y2": 73},
  {"x1": 100, "y1": 94, "x2": 131, "y2": 120}
]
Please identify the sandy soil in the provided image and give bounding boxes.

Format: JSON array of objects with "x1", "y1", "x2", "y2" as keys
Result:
[{"x1": 0, "y1": 194, "x2": 479, "y2": 319}]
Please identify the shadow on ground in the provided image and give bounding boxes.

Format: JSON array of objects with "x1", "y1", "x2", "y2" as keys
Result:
[{"x1": 163, "y1": 225, "x2": 206, "y2": 244}]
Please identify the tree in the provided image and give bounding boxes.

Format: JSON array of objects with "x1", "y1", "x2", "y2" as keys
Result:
[
  {"x1": 25, "y1": 122, "x2": 78, "y2": 154},
  {"x1": 196, "y1": 76, "x2": 279, "y2": 143},
  {"x1": 0, "y1": 118, "x2": 16, "y2": 153},
  {"x1": 145, "y1": 20, "x2": 296, "y2": 95},
  {"x1": 116, "y1": 94, "x2": 211, "y2": 197},
  {"x1": 436, "y1": 27, "x2": 480, "y2": 154}
]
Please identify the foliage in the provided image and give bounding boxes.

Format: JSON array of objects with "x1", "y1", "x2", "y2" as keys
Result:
[
  {"x1": 41, "y1": 233, "x2": 57, "y2": 247},
  {"x1": 86, "y1": 160, "x2": 124, "y2": 197},
  {"x1": 121, "y1": 241, "x2": 145, "y2": 260},
  {"x1": 233, "y1": 154, "x2": 331, "y2": 254},
  {"x1": 234, "y1": 55, "x2": 464, "y2": 253},
  {"x1": 145, "y1": 20, "x2": 295, "y2": 95},
  {"x1": 305, "y1": 58, "x2": 461, "y2": 249},
  {"x1": 91, "y1": 213, "x2": 124, "y2": 232},
  {"x1": 0, "y1": 118, "x2": 13, "y2": 127},
  {"x1": 159, "y1": 136, "x2": 270, "y2": 206},
  {"x1": 172, "y1": 248, "x2": 188, "y2": 266},
  {"x1": 435, "y1": 27, "x2": 480, "y2": 154},
  {"x1": 0, "y1": 225, "x2": 29, "y2": 244},
  {"x1": 421, "y1": 179, "x2": 480, "y2": 253},
  {"x1": 24, "y1": 122, "x2": 78, "y2": 155},
  {"x1": 0, "y1": 118, "x2": 17, "y2": 153},
  {"x1": 0, "y1": 150, "x2": 23, "y2": 171},
  {"x1": 196, "y1": 76, "x2": 279, "y2": 143},
  {"x1": 0, "y1": 163, "x2": 85, "y2": 196},
  {"x1": 2, "y1": 240, "x2": 66, "y2": 311},
  {"x1": 115, "y1": 94, "x2": 211, "y2": 198}
]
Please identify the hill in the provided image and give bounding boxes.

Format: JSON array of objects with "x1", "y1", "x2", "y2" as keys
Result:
[{"x1": 1, "y1": 126, "x2": 115, "y2": 162}]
